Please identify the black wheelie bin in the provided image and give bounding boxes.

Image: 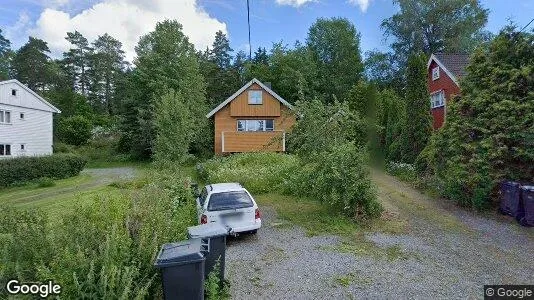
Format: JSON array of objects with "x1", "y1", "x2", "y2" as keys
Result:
[
  {"x1": 499, "y1": 181, "x2": 522, "y2": 218},
  {"x1": 154, "y1": 238, "x2": 206, "y2": 300}
]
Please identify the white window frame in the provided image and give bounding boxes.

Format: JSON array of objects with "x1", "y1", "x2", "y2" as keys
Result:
[
  {"x1": 430, "y1": 90, "x2": 445, "y2": 108},
  {"x1": 432, "y1": 66, "x2": 440, "y2": 81},
  {"x1": 20, "y1": 112, "x2": 25, "y2": 120},
  {"x1": 248, "y1": 90, "x2": 263, "y2": 105},
  {"x1": 0, "y1": 144, "x2": 12, "y2": 156},
  {"x1": 20, "y1": 144, "x2": 26, "y2": 151},
  {"x1": 0, "y1": 110, "x2": 12, "y2": 124},
  {"x1": 237, "y1": 119, "x2": 275, "y2": 132},
  {"x1": 11, "y1": 89, "x2": 17, "y2": 96}
]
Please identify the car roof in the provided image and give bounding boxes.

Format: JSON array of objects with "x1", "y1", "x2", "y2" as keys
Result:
[{"x1": 207, "y1": 183, "x2": 245, "y2": 193}]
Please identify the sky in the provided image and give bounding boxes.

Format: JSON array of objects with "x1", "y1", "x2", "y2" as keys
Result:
[{"x1": 0, "y1": 0, "x2": 533, "y2": 62}]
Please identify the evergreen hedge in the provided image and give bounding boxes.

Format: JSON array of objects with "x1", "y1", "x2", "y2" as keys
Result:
[{"x1": 0, "y1": 154, "x2": 87, "y2": 187}]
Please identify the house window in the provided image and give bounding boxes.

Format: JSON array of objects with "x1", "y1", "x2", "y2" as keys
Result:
[
  {"x1": 237, "y1": 119, "x2": 275, "y2": 131},
  {"x1": 20, "y1": 113, "x2": 24, "y2": 120},
  {"x1": 248, "y1": 90, "x2": 263, "y2": 105},
  {"x1": 430, "y1": 90, "x2": 445, "y2": 108},
  {"x1": 432, "y1": 66, "x2": 440, "y2": 80},
  {"x1": 0, "y1": 144, "x2": 11, "y2": 156},
  {"x1": 0, "y1": 110, "x2": 11, "y2": 124},
  {"x1": 11, "y1": 89, "x2": 17, "y2": 96},
  {"x1": 21, "y1": 144, "x2": 25, "y2": 151}
]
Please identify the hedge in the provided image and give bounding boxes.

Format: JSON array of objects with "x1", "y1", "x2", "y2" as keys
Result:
[{"x1": 0, "y1": 154, "x2": 87, "y2": 187}]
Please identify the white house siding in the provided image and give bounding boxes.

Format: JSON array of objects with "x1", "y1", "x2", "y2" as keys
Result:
[{"x1": 0, "y1": 80, "x2": 59, "y2": 158}]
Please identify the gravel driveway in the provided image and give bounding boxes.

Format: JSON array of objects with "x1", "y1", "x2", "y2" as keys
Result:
[{"x1": 225, "y1": 172, "x2": 534, "y2": 299}]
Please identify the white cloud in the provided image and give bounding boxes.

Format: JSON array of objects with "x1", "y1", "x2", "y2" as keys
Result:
[
  {"x1": 347, "y1": 0, "x2": 372, "y2": 12},
  {"x1": 275, "y1": 0, "x2": 315, "y2": 8},
  {"x1": 27, "y1": 0, "x2": 227, "y2": 61}
]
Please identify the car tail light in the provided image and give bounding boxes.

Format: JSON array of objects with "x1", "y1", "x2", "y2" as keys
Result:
[
  {"x1": 201, "y1": 214, "x2": 207, "y2": 224},
  {"x1": 255, "y1": 208, "x2": 261, "y2": 220}
]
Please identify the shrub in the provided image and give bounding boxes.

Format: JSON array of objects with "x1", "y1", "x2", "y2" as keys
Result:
[
  {"x1": 0, "y1": 154, "x2": 87, "y2": 187},
  {"x1": 286, "y1": 143, "x2": 381, "y2": 219},
  {"x1": 386, "y1": 161, "x2": 417, "y2": 182},
  {"x1": 57, "y1": 115, "x2": 93, "y2": 146},
  {"x1": 419, "y1": 26, "x2": 534, "y2": 209}
]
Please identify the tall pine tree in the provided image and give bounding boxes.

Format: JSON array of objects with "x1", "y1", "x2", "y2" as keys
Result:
[
  {"x1": 62, "y1": 31, "x2": 93, "y2": 96},
  {"x1": 0, "y1": 29, "x2": 12, "y2": 80},
  {"x1": 11, "y1": 37, "x2": 54, "y2": 92}
]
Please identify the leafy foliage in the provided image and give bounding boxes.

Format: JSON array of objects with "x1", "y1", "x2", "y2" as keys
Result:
[
  {"x1": 57, "y1": 115, "x2": 93, "y2": 146},
  {"x1": 0, "y1": 154, "x2": 86, "y2": 187},
  {"x1": 0, "y1": 29, "x2": 11, "y2": 80},
  {"x1": 121, "y1": 20, "x2": 210, "y2": 159},
  {"x1": 419, "y1": 26, "x2": 534, "y2": 208},
  {"x1": 153, "y1": 90, "x2": 195, "y2": 163},
  {"x1": 307, "y1": 17, "x2": 364, "y2": 102},
  {"x1": 382, "y1": 0, "x2": 490, "y2": 61}
]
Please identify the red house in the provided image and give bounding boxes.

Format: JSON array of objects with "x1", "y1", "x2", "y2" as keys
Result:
[{"x1": 427, "y1": 53, "x2": 469, "y2": 129}]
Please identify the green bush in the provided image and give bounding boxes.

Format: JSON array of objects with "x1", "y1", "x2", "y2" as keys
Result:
[
  {"x1": 57, "y1": 115, "x2": 93, "y2": 146},
  {"x1": 198, "y1": 150, "x2": 381, "y2": 219},
  {"x1": 419, "y1": 26, "x2": 534, "y2": 209},
  {"x1": 285, "y1": 143, "x2": 381, "y2": 219},
  {"x1": 0, "y1": 166, "x2": 197, "y2": 298},
  {"x1": 386, "y1": 161, "x2": 417, "y2": 183},
  {"x1": 0, "y1": 154, "x2": 87, "y2": 187}
]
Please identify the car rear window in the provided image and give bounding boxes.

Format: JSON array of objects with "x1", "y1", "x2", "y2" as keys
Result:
[{"x1": 207, "y1": 191, "x2": 254, "y2": 211}]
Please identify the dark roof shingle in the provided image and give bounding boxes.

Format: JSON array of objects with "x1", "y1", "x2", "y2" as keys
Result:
[{"x1": 434, "y1": 53, "x2": 470, "y2": 78}]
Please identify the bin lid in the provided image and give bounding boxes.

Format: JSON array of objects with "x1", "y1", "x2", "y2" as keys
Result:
[
  {"x1": 154, "y1": 238, "x2": 205, "y2": 268},
  {"x1": 188, "y1": 223, "x2": 228, "y2": 239}
]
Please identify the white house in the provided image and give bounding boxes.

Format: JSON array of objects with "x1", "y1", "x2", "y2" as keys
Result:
[{"x1": 0, "y1": 79, "x2": 61, "y2": 158}]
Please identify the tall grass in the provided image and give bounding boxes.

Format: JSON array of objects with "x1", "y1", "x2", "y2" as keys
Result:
[{"x1": 0, "y1": 165, "x2": 197, "y2": 298}]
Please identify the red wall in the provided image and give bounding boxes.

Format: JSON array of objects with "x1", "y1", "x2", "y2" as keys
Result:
[{"x1": 427, "y1": 60, "x2": 461, "y2": 130}]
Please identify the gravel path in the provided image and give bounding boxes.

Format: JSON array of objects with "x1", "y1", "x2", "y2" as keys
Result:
[{"x1": 225, "y1": 172, "x2": 534, "y2": 299}]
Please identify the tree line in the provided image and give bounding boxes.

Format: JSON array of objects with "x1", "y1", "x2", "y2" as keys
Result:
[{"x1": 0, "y1": 0, "x2": 489, "y2": 163}]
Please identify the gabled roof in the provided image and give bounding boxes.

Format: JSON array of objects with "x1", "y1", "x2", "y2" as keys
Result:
[
  {"x1": 427, "y1": 53, "x2": 470, "y2": 87},
  {"x1": 206, "y1": 78, "x2": 293, "y2": 118},
  {"x1": 0, "y1": 79, "x2": 61, "y2": 113}
]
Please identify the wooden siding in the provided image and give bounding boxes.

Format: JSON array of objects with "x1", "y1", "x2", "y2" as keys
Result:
[
  {"x1": 214, "y1": 102, "x2": 295, "y2": 155},
  {"x1": 223, "y1": 131, "x2": 284, "y2": 152},
  {"x1": 0, "y1": 103, "x2": 54, "y2": 158},
  {"x1": 427, "y1": 60, "x2": 461, "y2": 130},
  {"x1": 230, "y1": 83, "x2": 281, "y2": 117}
]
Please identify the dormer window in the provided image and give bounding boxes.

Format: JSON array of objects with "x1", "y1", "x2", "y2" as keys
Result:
[
  {"x1": 11, "y1": 89, "x2": 17, "y2": 96},
  {"x1": 248, "y1": 90, "x2": 262, "y2": 105},
  {"x1": 432, "y1": 66, "x2": 440, "y2": 80}
]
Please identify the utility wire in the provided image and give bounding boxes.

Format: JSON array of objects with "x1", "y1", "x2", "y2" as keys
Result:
[
  {"x1": 247, "y1": 0, "x2": 252, "y2": 60},
  {"x1": 519, "y1": 17, "x2": 534, "y2": 33}
]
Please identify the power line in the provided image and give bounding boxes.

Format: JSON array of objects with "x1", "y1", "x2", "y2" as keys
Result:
[
  {"x1": 247, "y1": 0, "x2": 252, "y2": 60},
  {"x1": 519, "y1": 17, "x2": 534, "y2": 33}
]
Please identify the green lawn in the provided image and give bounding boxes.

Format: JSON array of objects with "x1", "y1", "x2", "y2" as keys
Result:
[{"x1": 0, "y1": 165, "x2": 145, "y2": 217}]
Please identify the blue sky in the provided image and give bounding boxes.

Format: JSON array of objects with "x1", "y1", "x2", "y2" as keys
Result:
[{"x1": 1, "y1": 0, "x2": 533, "y2": 61}]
